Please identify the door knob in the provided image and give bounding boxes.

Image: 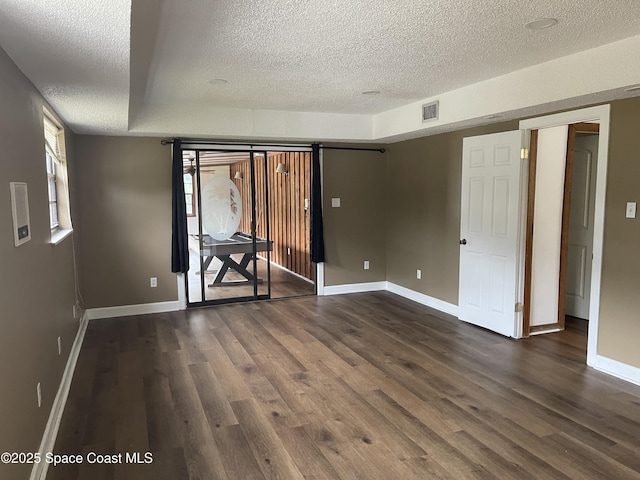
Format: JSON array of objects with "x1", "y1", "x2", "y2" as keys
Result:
[{"x1": 459, "y1": 239, "x2": 467, "y2": 245}]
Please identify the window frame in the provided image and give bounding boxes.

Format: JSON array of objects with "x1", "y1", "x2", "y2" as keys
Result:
[{"x1": 44, "y1": 109, "x2": 73, "y2": 244}]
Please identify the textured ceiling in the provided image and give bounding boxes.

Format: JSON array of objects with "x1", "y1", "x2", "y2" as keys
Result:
[
  {"x1": 1, "y1": 0, "x2": 640, "y2": 138},
  {"x1": 0, "y1": 0, "x2": 130, "y2": 134}
]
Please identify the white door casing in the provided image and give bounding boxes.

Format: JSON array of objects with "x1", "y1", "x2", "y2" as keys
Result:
[
  {"x1": 565, "y1": 134, "x2": 598, "y2": 319},
  {"x1": 459, "y1": 131, "x2": 522, "y2": 337},
  {"x1": 519, "y1": 104, "x2": 610, "y2": 369}
]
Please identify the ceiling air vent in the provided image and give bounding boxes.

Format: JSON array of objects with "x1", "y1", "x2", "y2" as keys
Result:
[{"x1": 422, "y1": 101, "x2": 439, "y2": 122}]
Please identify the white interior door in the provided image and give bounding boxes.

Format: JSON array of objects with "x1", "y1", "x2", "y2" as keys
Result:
[
  {"x1": 459, "y1": 131, "x2": 522, "y2": 337},
  {"x1": 565, "y1": 134, "x2": 598, "y2": 319}
]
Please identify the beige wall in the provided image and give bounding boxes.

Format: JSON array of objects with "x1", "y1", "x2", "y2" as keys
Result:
[
  {"x1": 322, "y1": 146, "x2": 387, "y2": 286},
  {"x1": 384, "y1": 121, "x2": 518, "y2": 304},
  {"x1": 598, "y1": 97, "x2": 640, "y2": 367},
  {"x1": 0, "y1": 47, "x2": 80, "y2": 478},
  {"x1": 74, "y1": 136, "x2": 177, "y2": 308},
  {"x1": 73, "y1": 139, "x2": 387, "y2": 297}
]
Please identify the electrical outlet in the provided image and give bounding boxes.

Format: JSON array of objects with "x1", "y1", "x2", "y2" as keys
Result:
[
  {"x1": 417, "y1": 269, "x2": 422, "y2": 280},
  {"x1": 150, "y1": 277, "x2": 157, "y2": 288},
  {"x1": 287, "y1": 247, "x2": 291, "y2": 255},
  {"x1": 37, "y1": 383, "x2": 42, "y2": 408},
  {"x1": 58, "y1": 336, "x2": 61, "y2": 355},
  {"x1": 364, "y1": 260, "x2": 370, "y2": 270}
]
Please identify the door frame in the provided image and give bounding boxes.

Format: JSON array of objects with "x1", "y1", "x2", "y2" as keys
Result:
[{"x1": 518, "y1": 104, "x2": 610, "y2": 367}]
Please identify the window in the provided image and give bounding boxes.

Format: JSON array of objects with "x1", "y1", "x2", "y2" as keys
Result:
[
  {"x1": 45, "y1": 149, "x2": 58, "y2": 229},
  {"x1": 184, "y1": 173, "x2": 195, "y2": 216},
  {"x1": 44, "y1": 110, "x2": 72, "y2": 243}
]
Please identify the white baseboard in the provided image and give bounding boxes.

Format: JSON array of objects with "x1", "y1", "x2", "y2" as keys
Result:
[
  {"x1": 386, "y1": 282, "x2": 459, "y2": 317},
  {"x1": 321, "y1": 281, "x2": 459, "y2": 318},
  {"x1": 589, "y1": 354, "x2": 640, "y2": 387},
  {"x1": 86, "y1": 301, "x2": 180, "y2": 320},
  {"x1": 30, "y1": 313, "x2": 89, "y2": 480},
  {"x1": 322, "y1": 281, "x2": 387, "y2": 296},
  {"x1": 176, "y1": 274, "x2": 187, "y2": 310}
]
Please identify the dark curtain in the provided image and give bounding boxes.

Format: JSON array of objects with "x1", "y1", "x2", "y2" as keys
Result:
[
  {"x1": 310, "y1": 143, "x2": 326, "y2": 263},
  {"x1": 171, "y1": 139, "x2": 189, "y2": 273}
]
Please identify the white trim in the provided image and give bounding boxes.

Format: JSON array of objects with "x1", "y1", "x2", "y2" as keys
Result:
[
  {"x1": 513, "y1": 129, "x2": 531, "y2": 339},
  {"x1": 322, "y1": 281, "x2": 387, "y2": 296},
  {"x1": 590, "y1": 355, "x2": 640, "y2": 387},
  {"x1": 321, "y1": 281, "x2": 460, "y2": 319},
  {"x1": 50, "y1": 228, "x2": 73, "y2": 246},
  {"x1": 316, "y1": 147, "x2": 325, "y2": 296},
  {"x1": 519, "y1": 105, "x2": 607, "y2": 130},
  {"x1": 177, "y1": 274, "x2": 187, "y2": 310},
  {"x1": 387, "y1": 282, "x2": 459, "y2": 317},
  {"x1": 319, "y1": 280, "x2": 459, "y2": 317},
  {"x1": 587, "y1": 109, "x2": 610, "y2": 366},
  {"x1": 85, "y1": 301, "x2": 179, "y2": 320},
  {"x1": 316, "y1": 262, "x2": 325, "y2": 295},
  {"x1": 518, "y1": 104, "x2": 610, "y2": 366},
  {"x1": 30, "y1": 313, "x2": 89, "y2": 480}
]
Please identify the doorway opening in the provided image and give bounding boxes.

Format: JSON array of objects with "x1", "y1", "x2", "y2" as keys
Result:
[
  {"x1": 456, "y1": 106, "x2": 610, "y2": 367},
  {"x1": 518, "y1": 104, "x2": 610, "y2": 369},
  {"x1": 181, "y1": 147, "x2": 315, "y2": 306},
  {"x1": 563, "y1": 128, "x2": 599, "y2": 330},
  {"x1": 523, "y1": 123, "x2": 600, "y2": 336}
]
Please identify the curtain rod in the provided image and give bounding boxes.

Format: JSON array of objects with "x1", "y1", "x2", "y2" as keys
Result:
[{"x1": 160, "y1": 139, "x2": 385, "y2": 153}]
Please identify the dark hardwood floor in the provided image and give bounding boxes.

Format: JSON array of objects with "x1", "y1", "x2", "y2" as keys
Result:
[{"x1": 47, "y1": 292, "x2": 640, "y2": 480}]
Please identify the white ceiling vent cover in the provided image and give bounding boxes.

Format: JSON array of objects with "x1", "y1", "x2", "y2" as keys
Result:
[{"x1": 422, "y1": 101, "x2": 439, "y2": 122}]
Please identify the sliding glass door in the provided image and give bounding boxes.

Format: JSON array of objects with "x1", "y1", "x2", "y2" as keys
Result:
[
  {"x1": 184, "y1": 149, "x2": 271, "y2": 305},
  {"x1": 178, "y1": 142, "x2": 318, "y2": 306}
]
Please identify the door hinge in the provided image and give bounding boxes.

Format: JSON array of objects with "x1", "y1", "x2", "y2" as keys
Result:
[
  {"x1": 520, "y1": 148, "x2": 528, "y2": 160},
  {"x1": 515, "y1": 302, "x2": 524, "y2": 312}
]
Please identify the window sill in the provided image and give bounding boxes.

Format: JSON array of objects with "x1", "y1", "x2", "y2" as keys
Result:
[{"x1": 50, "y1": 228, "x2": 73, "y2": 246}]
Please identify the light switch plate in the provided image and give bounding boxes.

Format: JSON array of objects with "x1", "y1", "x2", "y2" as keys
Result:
[
  {"x1": 331, "y1": 198, "x2": 341, "y2": 208},
  {"x1": 626, "y1": 202, "x2": 636, "y2": 219}
]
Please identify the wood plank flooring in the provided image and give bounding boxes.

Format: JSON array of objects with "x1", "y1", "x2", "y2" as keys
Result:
[
  {"x1": 47, "y1": 292, "x2": 640, "y2": 480},
  {"x1": 186, "y1": 248, "x2": 315, "y2": 303}
]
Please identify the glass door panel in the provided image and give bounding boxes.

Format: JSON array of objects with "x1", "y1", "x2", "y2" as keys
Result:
[{"x1": 184, "y1": 149, "x2": 271, "y2": 305}]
